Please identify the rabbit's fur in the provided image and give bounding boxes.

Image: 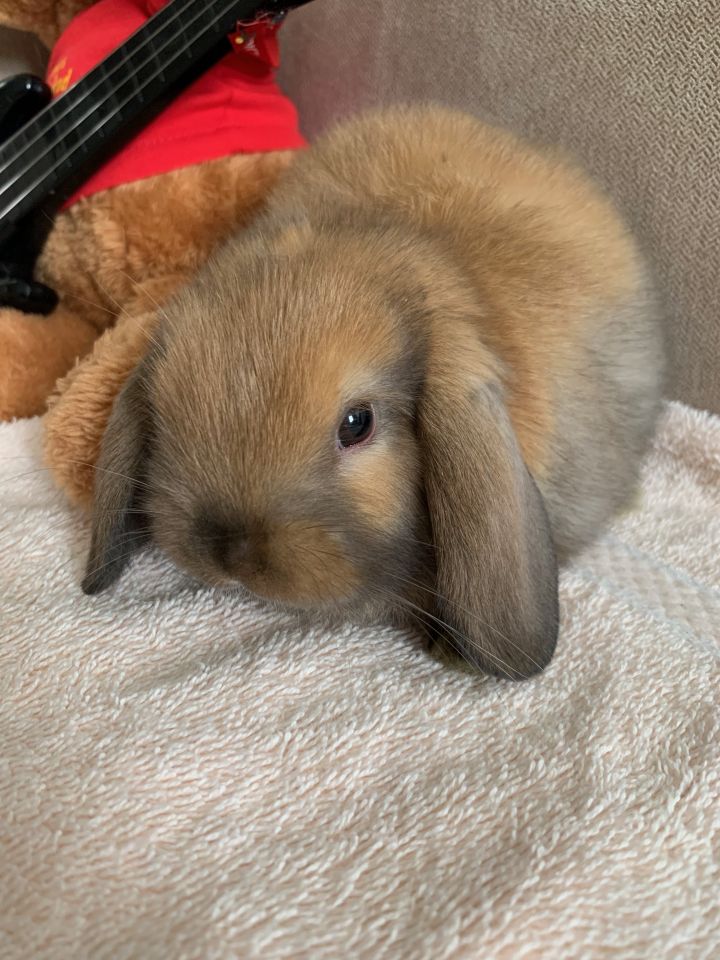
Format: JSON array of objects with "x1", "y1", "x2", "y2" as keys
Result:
[{"x1": 84, "y1": 106, "x2": 665, "y2": 679}]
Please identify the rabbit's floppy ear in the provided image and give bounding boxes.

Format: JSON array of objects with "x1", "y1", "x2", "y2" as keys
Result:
[
  {"x1": 82, "y1": 362, "x2": 152, "y2": 595},
  {"x1": 419, "y1": 320, "x2": 559, "y2": 679}
]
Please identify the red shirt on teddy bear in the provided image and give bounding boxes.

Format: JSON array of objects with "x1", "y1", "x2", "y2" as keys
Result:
[{"x1": 46, "y1": 0, "x2": 306, "y2": 207}]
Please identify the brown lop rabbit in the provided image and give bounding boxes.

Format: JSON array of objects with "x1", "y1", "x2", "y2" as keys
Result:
[{"x1": 82, "y1": 106, "x2": 665, "y2": 680}]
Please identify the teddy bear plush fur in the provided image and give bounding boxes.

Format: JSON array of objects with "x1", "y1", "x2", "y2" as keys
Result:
[{"x1": 0, "y1": 0, "x2": 294, "y2": 505}]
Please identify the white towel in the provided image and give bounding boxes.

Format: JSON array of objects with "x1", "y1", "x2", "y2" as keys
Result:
[{"x1": 1, "y1": 402, "x2": 718, "y2": 959}]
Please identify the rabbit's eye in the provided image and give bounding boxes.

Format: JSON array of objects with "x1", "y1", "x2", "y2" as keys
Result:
[{"x1": 337, "y1": 404, "x2": 375, "y2": 448}]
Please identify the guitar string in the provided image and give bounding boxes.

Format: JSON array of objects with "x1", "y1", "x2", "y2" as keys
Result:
[{"x1": 0, "y1": 0, "x2": 263, "y2": 204}]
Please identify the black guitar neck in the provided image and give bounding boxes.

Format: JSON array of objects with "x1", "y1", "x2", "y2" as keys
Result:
[{"x1": 0, "y1": 0, "x2": 311, "y2": 245}]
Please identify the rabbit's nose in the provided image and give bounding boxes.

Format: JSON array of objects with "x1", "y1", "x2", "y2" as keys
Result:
[{"x1": 193, "y1": 506, "x2": 255, "y2": 573}]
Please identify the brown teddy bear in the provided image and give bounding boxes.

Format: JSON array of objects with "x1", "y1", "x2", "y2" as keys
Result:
[{"x1": 0, "y1": 0, "x2": 302, "y2": 505}]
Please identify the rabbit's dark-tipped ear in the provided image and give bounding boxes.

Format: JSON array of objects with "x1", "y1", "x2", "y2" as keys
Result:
[
  {"x1": 82, "y1": 364, "x2": 151, "y2": 595},
  {"x1": 419, "y1": 323, "x2": 559, "y2": 680}
]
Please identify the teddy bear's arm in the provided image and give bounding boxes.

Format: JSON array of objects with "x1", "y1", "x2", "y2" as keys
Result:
[
  {"x1": 43, "y1": 305, "x2": 159, "y2": 507},
  {"x1": 0, "y1": 301, "x2": 97, "y2": 418}
]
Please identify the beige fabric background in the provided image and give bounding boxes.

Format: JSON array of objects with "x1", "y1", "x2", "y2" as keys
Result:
[{"x1": 279, "y1": 0, "x2": 720, "y2": 414}]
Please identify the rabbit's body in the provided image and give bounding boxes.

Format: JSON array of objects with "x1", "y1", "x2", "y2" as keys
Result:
[
  {"x1": 84, "y1": 107, "x2": 665, "y2": 679},
  {"x1": 270, "y1": 108, "x2": 664, "y2": 557}
]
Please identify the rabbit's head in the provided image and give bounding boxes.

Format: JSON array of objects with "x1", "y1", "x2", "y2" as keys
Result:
[{"x1": 84, "y1": 218, "x2": 558, "y2": 678}]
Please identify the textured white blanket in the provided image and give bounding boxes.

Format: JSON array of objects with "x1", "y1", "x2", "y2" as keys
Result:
[{"x1": 1, "y1": 402, "x2": 718, "y2": 960}]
